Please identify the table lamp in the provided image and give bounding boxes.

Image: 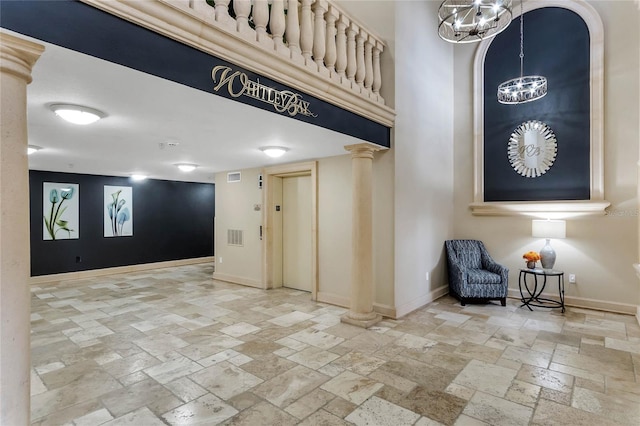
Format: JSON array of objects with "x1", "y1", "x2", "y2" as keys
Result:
[{"x1": 532, "y1": 219, "x2": 566, "y2": 270}]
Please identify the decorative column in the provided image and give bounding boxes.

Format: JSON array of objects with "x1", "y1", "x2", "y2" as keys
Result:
[
  {"x1": 0, "y1": 33, "x2": 44, "y2": 426},
  {"x1": 341, "y1": 143, "x2": 383, "y2": 328}
]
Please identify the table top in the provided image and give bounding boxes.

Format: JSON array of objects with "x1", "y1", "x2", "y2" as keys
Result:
[{"x1": 520, "y1": 268, "x2": 564, "y2": 276}]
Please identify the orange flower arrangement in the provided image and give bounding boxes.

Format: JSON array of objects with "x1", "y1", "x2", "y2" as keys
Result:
[{"x1": 522, "y1": 251, "x2": 540, "y2": 262}]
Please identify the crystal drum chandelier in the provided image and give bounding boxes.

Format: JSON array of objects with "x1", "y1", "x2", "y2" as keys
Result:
[
  {"x1": 438, "y1": 0, "x2": 513, "y2": 43},
  {"x1": 497, "y1": 0, "x2": 547, "y2": 104}
]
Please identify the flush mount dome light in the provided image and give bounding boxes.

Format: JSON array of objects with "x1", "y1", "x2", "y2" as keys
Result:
[
  {"x1": 27, "y1": 145, "x2": 42, "y2": 155},
  {"x1": 260, "y1": 146, "x2": 289, "y2": 158},
  {"x1": 49, "y1": 104, "x2": 105, "y2": 125},
  {"x1": 175, "y1": 163, "x2": 198, "y2": 172}
]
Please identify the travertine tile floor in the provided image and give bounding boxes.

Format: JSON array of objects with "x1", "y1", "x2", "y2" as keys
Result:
[{"x1": 30, "y1": 264, "x2": 640, "y2": 425}]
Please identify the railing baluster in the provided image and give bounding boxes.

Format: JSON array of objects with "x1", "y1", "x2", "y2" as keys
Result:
[
  {"x1": 300, "y1": 0, "x2": 313, "y2": 64},
  {"x1": 172, "y1": 0, "x2": 388, "y2": 106},
  {"x1": 286, "y1": 0, "x2": 302, "y2": 58},
  {"x1": 346, "y1": 22, "x2": 358, "y2": 87},
  {"x1": 213, "y1": 0, "x2": 231, "y2": 23},
  {"x1": 233, "y1": 0, "x2": 252, "y2": 33},
  {"x1": 364, "y1": 35, "x2": 373, "y2": 93},
  {"x1": 312, "y1": 0, "x2": 327, "y2": 68},
  {"x1": 253, "y1": 0, "x2": 269, "y2": 41},
  {"x1": 355, "y1": 29, "x2": 365, "y2": 91},
  {"x1": 325, "y1": 6, "x2": 338, "y2": 75},
  {"x1": 372, "y1": 41, "x2": 383, "y2": 100},
  {"x1": 271, "y1": 0, "x2": 287, "y2": 53},
  {"x1": 335, "y1": 15, "x2": 348, "y2": 80}
]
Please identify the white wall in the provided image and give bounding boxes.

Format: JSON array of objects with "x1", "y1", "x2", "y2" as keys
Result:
[
  {"x1": 213, "y1": 168, "x2": 263, "y2": 287},
  {"x1": 393, "y1": 0, "x2": 455, "y2": 317},
  {"x1": 214, "y1": 153, "x2": 396, "y2": 311},
  {"x1": 453, "y1": 1, "x2": 640, "y2": 313}
]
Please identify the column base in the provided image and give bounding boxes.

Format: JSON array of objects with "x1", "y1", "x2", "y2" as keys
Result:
[{"x1": 340, "y1": 312, "x2": 382, "y2": 328}]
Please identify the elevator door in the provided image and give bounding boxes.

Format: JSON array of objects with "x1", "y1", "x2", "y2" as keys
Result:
[{"x1": 282, "y1": 175, "x2": 312, "y2": 292}]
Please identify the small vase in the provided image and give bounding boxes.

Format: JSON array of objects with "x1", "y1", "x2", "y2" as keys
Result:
[{"x1": 526, "y1": 261, "x2": 536, "y2": 269}]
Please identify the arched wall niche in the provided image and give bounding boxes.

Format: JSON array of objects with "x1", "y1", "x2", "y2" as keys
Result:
[{"x1": 470, "y1": 0, "x2": 609, "y2": 217}]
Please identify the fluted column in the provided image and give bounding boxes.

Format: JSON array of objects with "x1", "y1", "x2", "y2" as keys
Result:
[
  {"x1": 341, "y1": 143, "x2": 383, "y2": 328},
  {"x1": 0, "y1": 33, "x2": 44, "y2": 426}
]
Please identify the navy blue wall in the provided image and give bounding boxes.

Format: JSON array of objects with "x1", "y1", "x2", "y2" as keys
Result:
[
  {"x1": 483, "y1": 8, "x2": 590, "y2": 201},
  {"x1": 30, "y1": 171, "x2": 214, "y2": 276}
]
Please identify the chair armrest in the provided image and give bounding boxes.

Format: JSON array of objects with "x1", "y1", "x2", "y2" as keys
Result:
[
  {"x1": 484, "y1": 259, "x2": 509, "y2": 282},
  {"x1": 449, "y1": 263, "x2": 468, "y2": 284}
]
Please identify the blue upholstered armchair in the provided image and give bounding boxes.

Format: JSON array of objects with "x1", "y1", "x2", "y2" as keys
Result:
[{"x1": 445, "y1": 240, "x2": 508, "y2": 306}]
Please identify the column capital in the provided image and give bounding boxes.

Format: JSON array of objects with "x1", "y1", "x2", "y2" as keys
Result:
[
  {"x1": 344, "y1": 142, "x2": 385, "y2": 159},
  {"x1": 0, "y1": 33, "x2": 45, "y2": 84}
]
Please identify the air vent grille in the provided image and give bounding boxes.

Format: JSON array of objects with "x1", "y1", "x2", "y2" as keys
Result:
[
  {"x1": 227, "y1": 229, "x2": 244, "y2": 246},
  {"x1": 227, "y1": 172, "x2": 241, "y2": 183}
]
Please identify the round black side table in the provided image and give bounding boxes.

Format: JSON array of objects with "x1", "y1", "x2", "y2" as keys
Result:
[{"x1": 518, "y1": 268, "x2": 565, "y2": 313}]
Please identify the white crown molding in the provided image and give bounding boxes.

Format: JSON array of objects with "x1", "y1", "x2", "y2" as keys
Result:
[
  {"x1": 471, "y1": 0, "x2": 606, "y2": 217},
  {"x1": 79, "y1": 0, "x2": 395, "y2": 128}
]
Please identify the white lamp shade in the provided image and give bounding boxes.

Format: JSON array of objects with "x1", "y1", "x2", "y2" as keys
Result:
[{"x1": 532, "y1": 219, "x2": 566, "y2": 239}]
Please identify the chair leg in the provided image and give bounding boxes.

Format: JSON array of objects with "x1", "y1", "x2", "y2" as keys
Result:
[
  {"x1": 460, "y1": 298, "x2": 466, "y2": 306},
  {"x1": 500, "y1": 297, "x2": 506, "y2": 306}
]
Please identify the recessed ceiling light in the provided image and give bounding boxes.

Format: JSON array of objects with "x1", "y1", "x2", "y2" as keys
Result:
[
  {"x1": 49, "y1": 103, "x2": 105, "y2": 125},
  {"x1": 260, "y1": 146, "x2": 289, "y2": 158},
  {"x1": 27, "y1": 145, "x2": 42, "y2": 155},
  {"x1": 131, "y1": 174, "x2": 148, "y2": 181},
  {"x1": 176, "y1": 163, "x2": 198, "y2": 172}
]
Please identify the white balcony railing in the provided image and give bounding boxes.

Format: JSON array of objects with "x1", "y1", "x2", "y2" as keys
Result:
[{"x1": 82, "y1": 0, "x2": 394, "y2": 126}]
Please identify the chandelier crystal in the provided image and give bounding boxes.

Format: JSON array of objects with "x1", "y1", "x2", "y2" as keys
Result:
[
  {"x1": 497, "y1": 0, "x2": 547, "y2": 104},
  {"x1": 438, "y1": 0, "x2": 513, "y2": 43}
]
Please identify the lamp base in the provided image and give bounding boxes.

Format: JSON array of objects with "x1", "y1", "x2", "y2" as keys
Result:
[{"x1": 539, "y1": 238, "x2": 556, "y2": 270}]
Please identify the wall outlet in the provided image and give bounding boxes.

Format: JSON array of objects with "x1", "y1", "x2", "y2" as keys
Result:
[
  {"x1": 219, "y1": 257, "x2": 223, "y2": 264},
  {"x1": 569, "y1": 274, "x2": 576, "y2": 283},
  {"x1": 426, "y1": 272, "x2": 430, "y2": 281}
]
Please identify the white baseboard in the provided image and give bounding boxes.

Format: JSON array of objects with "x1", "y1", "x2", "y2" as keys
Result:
[
  {"x1": 30, "y1": 257, "x2": 214, "y2": 285},
  {"x1": 212, "y1": 272, "x2": 263, "y2": 289},
  {"x1": 316, "y1": 292, "x2": 397, "y2": 319},
  {"x1": 316, "y1": 292, "x2": 349, "y2": 308},
  {"x1": 507, "y1": 288, "x2": 637, "y2": 315},
  {"x1": 373, "y1": 302, "x2": 397, "y2": 319},
  {"x1": 395, "y1": 284, "x2": 449, "y2": 319}
]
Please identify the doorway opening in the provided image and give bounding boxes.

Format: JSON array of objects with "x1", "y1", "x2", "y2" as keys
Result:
[{"x1": 263, "y1": 162, "x2": 317, "y2": 299}]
